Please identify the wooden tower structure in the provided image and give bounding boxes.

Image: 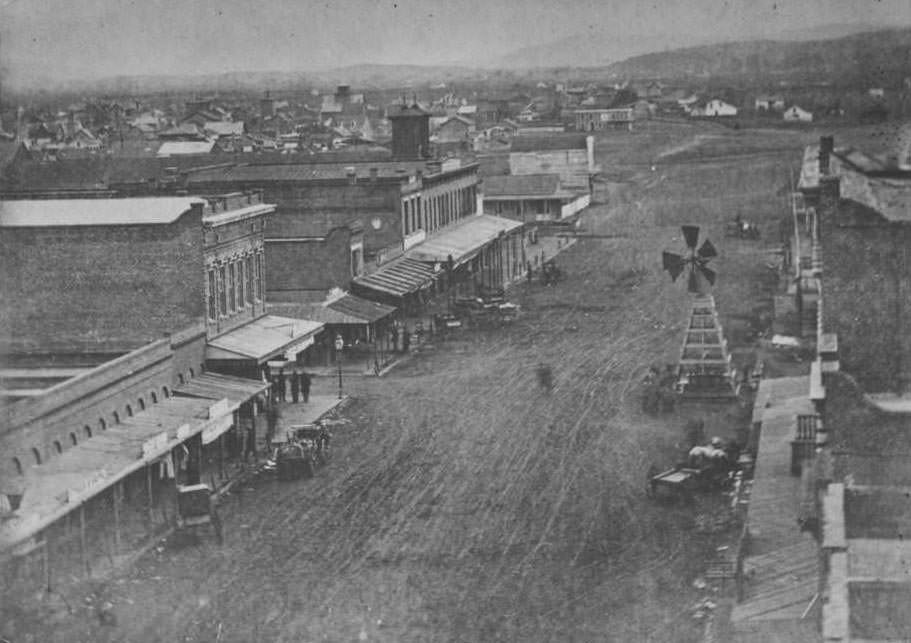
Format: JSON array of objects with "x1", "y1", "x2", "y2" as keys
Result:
[{"x1": 676, "y1": 295, "x2": 739, "y2": 399}]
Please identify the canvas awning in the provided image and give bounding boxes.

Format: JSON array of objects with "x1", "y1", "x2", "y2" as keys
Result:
[
  {"x1": 406, "y1": 214, "x2": 523, "y2": 265},
  {"x1": 206, "y1": 315, "x2": 324, "y2": 364},
  {"x1": 327, "y1": 294, "x2": 396, "y2": 323},
  {"x1": 352, "y1": 257, "x2": 437, "y2": 298},
  {"x1": 0, "y1": 395, "x2": 217, "y2": 551}
]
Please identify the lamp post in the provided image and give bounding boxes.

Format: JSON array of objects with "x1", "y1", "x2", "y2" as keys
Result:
[{"x1": 334, "y1": 334, "x2": 344, "y2": 399}]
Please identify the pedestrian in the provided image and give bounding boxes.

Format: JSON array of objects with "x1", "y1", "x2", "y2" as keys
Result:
[
  {"x1": 270, "y1": 375, "x2": 280, "y2": 404},
  {"x1": 277, "y1": 369, "x2": 286, "y2": 402},
  {"x1": 290, "y1": 369, "x2": 301, "y2": 403},
  {"x1": 301, "y1": 370, "x2": 311, "y2": 403}
]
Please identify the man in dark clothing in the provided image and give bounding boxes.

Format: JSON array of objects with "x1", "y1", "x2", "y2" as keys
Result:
[
  {"x1": 277, "y1": 370, "x2": 286, "y2": 402},
  {"x1": 301, "y1": 371, "x2": 311, "y2": 403},
  {"x1": 290, "y1": 369, "x2": 301, "y2": 403}
]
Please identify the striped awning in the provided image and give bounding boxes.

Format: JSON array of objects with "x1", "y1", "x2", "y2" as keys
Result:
[{"x1": 352, "y1": 257, "x2": 437, "y2": 298}]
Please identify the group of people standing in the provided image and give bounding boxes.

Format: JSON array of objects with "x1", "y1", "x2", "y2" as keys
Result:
[{"x1": 270, "y1": 367, "x2": 312, "y2": 404}]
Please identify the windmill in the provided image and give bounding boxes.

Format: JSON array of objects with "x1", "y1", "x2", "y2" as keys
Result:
[
  {"x1": 662, "y1": 225, "x2": 717, "y2": 294},
  {"x1": 660, "y1": 226, "x2": 739, "y2": 400}
]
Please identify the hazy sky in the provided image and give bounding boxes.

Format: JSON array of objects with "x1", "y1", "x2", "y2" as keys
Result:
[{"x1": 2, "y1": 0, "x2": 910, "y2": 86}]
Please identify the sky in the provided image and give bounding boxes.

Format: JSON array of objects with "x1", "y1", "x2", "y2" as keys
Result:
[{"x1": 1, "y1": 0, "x2": 910, "y2": 87}]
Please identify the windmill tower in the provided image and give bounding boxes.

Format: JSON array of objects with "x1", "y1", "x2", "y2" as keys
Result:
[{"x1": 662, "y1": 225, "x2": 739, "y2": 400}]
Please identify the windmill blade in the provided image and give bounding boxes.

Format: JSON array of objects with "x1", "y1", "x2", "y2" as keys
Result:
[
  {"x1": 662, "y1": 251, "x2": 686, "y2": 282},
  {"x1": 697, "y1": 239, "x2": 717, "y2": 260},
  {"x1": 687, "y1": 269, "x2": 701, "y2": 294},
  {"x1": 682, "y1": 225, "x2": 700, "y2": 250},
  {"x1": 697, "y1": 264, "x2": 717, "y2": 286}
]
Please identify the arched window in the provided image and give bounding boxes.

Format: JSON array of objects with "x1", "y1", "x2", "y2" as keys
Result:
[
  {"x1": 69, "y1": 432, "x2": 78, "y2": 446},
  {"x1": 162, "y1": 386, "x2": 170, "y2": 398},
  {"x1": 31, "y1": 448, "x2": 42, "y2": 465},
  {"x1": 188, "y1": 368, "x2": 195, "y2": 378},
  {"x1": 53, "y1": 441, "x2": 63, "y2": 454},
  {"x1": 99, "y1": 418, "x2": 107, "y2": 432},
  {"x1": 125, "y1": 405, "x2": 133, "y2": 417},
  {"x1": 113, "y1": 412, "x2": 120, "y2": 424},
  {"x1": 84, "y1": 425, "x2": 92, "y2": 439},
  {"x1": 150, "y1": 392, "x2": 158, "y2": 404},
  {"x1": 178, "y1": 374, "x2": 185, "y2": 385},
  {"x1": 200, "y1": 363, "x2": 205, "y2": 375},
  {"x1": 138, "y1": 398, "x2": 145, "y2": 411},
  {"x1": 12, "y1": 457, "x2": 23, "y2": 475}
]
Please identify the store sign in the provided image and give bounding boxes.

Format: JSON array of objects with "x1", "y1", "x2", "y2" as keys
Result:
[
  {"x1": 66, "y1": 469, "x2": 110, "y2": 504},
  {"x1": 141, "y1": 432, "x2": 170, "y2": 461},
  {"x1": 284, "y1": 336, "x2": 314, "y2": 360},
  {"x1": 202, "y1": 415, "x2": 234, "y2": 445},
  {"x1": 208, "y1": 398, "x2": 230, "y2": 420}
]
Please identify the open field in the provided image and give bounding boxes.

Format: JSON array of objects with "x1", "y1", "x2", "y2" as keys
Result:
[{"x1": 4, "y1": 121, "x2": 811, "y2": 642}]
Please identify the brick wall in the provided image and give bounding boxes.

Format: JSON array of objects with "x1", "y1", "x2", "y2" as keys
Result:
[
  {"x1": 0, "y1": 209, "x2": 206, "y2": 354},
  {"x1": 0, "y1": 327, "x2": 206, "y2": 478},
  {"x1": 266, "y1": 227, "x2": 353, "y2": 301}
]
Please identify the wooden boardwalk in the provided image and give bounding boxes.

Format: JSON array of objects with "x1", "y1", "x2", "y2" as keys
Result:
[{"x1": 729, "y1": 376, "x2": 822, "y2": 642}]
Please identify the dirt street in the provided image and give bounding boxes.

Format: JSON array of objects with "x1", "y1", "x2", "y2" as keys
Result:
[{"x1": 8, "y1": 121, "x2": 808, "y2": 642}]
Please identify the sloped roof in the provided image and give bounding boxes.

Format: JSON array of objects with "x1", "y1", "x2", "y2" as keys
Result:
[
  {"x1": 327, "y1": 293, "x2": 396, "y2": 322},
  {"x1": 204, "y1": 121, "x2": 245, "y2": 137},
  {"x1": 0, "y1": 197, "x2": 204, "y2": 227},
  {"x1": 483, "y1": 173, "x2": 562, "y2": 197},
  {"x1": 156, "y1": 140, "x2": 217, "y2": 157},
  {"x1": 511, "y1": 134, "x2": 588, "y2": 152}
]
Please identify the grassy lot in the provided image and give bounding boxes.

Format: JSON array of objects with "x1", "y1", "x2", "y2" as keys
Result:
[{"x1": 4, "y1": 121, "x2": 816, "y2": 643}]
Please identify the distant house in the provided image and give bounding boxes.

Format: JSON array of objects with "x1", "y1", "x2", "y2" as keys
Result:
[
  {"x1": 204, "y1": 121, "x2": 245, "y2": 139},
  {"x1": 574, "y1": 107, "x2": 633, "y2": 131},
  {"x1": 755, "y1": 94, "x2": 785, "y2": 111},
  {"x1": 676, "y1": 94, "x2": 700, "y2": 113},
  {"x1": 434, "y1": 116, "x2": 474, "y2": 143},
  {"x1": 509, "y1": 134, "x2": 596, "y2": 193},
  {"x1": 691, "y1": 99, "x2": 738, "y2": 118},
  {"x1": 868, "y1": 87, "x2": 885, "y2": 99},
  {"x1": 783, "y1": 105, "x2": 813, "y2": 123}
]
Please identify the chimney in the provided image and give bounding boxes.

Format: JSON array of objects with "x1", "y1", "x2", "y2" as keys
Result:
[{"x1": 819, "y1": 135, "x2": 834, "y2": 175}]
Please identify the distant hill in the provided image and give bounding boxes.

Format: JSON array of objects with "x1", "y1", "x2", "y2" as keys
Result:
[
  {"x1": 605, "y1": 28, "x2": 911, "y2": 83},
  {"x1": 478, "y1": 22, "x2": 897, "y2": 70}
]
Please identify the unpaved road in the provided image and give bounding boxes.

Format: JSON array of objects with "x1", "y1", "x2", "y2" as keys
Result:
[{"x1": 6, "y1": 121, "x2": 803, "y2": 643}]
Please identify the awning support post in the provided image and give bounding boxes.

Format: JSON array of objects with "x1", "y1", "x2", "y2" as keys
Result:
[
  {"x1": 112, "y1": 481, "x2": 121, "y2": 551},
  {"x1": 146, "y1": 464, "x2": 154, "y2": 526},
  {"x1": 79, "y1": 504, "x2": 89, "y2": 577}
]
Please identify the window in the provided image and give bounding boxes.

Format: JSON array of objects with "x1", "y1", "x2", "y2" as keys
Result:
[
  {"x1": 69, "y1": 432, "x2": 78, "y2": 446},
  {"x1": 189, "y1": 368, "x2": 195, "y2": 378},
  {"x1": 207, "y1": 270, "x2": 217, "y2": 320},
  {"x1": 99, "y1": 418, "x2": 107, "y2": 432},
  {"x1": 150, "y1": 392, "x2": 158, "y2": 404},
  {"x1": 138, "y1": 398, "x2": 145, "y2": 411},
  {"x1": 218, "y1": 265, "x2": 227, "y2": 316},
  {"x1": 113, "y1": 412, "x2": 120, "y2": 424},
  {"x1": 125, "y1": 405, "x2": 133, "y2": 417},
  {"x1": 162, "y1": 386, "x2": 170, "y2": 398},
  {"x1": 84, "y1": 425, "x2": 92, "y2": 438},
  {"x1": 257, "y1": 253, "x2": 265, "y2": 300},
  {"x1": 245, "y1": 256, "x2": 254, "y2": 304},
  {"x1": 31, "y1": 449, "x2": 41, "y2": 465},
  {"x1": 227, "y1": 263, "x2": 236, "y2": 312},
  {"x1": 54, "y1": 440, "x2": 63, "y2": 454},
  {"x1": 12, "y1": 457, "x2": 22, "y2": 475},
  {"x1": 237, "y1": 260, "x2": 245, "y2": 308},
  {"x1": 403, "y1": 200, "x2": 410, "y2": 235}
]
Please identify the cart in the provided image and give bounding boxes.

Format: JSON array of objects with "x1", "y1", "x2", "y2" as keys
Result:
[{"x1": 175, "y1": 483, "x2": 223, "y2": 544}]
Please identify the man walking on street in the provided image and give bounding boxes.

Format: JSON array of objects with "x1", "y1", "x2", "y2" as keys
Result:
[
  {"x1": 291, "y1": 368, "x2": 301, "y2": 403},
  {"x1": 277, "y1": 369, "x2": 286, "y2": 402},
  {"x1": 301, "y1": 371, "x2": 311, "y2": 403}
]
